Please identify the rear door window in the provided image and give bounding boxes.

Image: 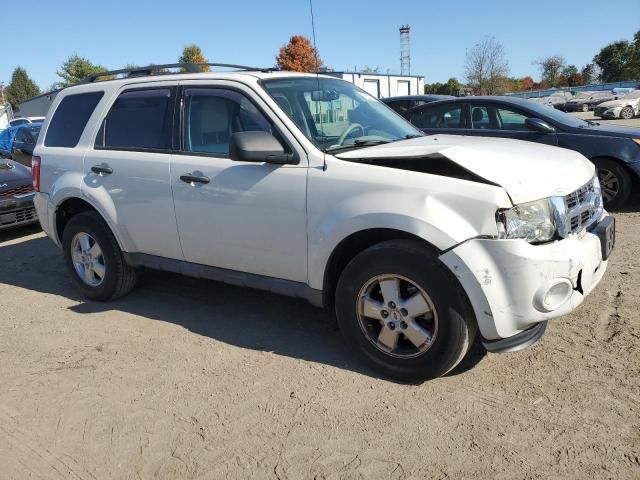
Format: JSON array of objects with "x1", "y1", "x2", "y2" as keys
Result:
[
  {"x1": 411, "y1": 104, "x2": 464, "y2": 129},
  {"x1": 96, "y1": 88, "x2": 175, "y2": 151},
  {"x1": 45, "y1": 91, "x2": 104, "y2": 147}
]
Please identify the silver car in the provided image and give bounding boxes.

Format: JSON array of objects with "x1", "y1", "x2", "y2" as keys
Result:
[{"x1": 594, "y1": 90, "x2": 640, "y2": 120}]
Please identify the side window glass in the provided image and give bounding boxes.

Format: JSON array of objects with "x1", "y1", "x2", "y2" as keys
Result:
[
  {"x1": 411, "y1": 104, "x2": 463, "y2": 129},
  {"x1": 496, "y1": 107, "x2": 529, "y2": 131},
  {"x1": 97, "y1": 89, "x2": 174, "y2": 150},
  {"x1": 45, "y1": 91, "x2": 104, "y2": 147},
  {"x1": 470, "y1": 106, "x2": 492, "y2": 129},
  {"x1": 184, "y1": 88, "x2": 272, "y2": 155}
]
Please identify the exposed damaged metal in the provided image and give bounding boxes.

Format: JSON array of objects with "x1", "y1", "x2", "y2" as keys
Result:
[{"x1": 342, "y1": 153, "x2": 502, "y2": 187}]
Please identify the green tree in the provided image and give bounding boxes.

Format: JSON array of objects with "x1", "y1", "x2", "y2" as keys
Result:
[
  {"x1": 424, "y1": 82, "x2": 444, "y2": 94},
  {"x1": 593, "y1": 40, "x2": 633, "y2": 82},
  {"x1": 178, "y1": 44, "x2": 209, "y2": 72},
  {"x1": 56, "y1": 55, "x2": 108, "y2": 87},
  {"x1": 534, "y1": 55, "x2": 566, "y2": 87},
  {"x1": 581, "y1": 63, "x2": 596, "y2": 84},
  {"x1": 434, "y1": 77, "x2": 461, "y2": 95},
  {"x1": 6, "y1": 67, "x2": 40, "y2": 110},
  {"x1": 624, "y1": 30, "x2": 640, "y2": 80}
]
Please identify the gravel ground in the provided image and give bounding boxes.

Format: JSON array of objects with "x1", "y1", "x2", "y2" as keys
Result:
[{"x1": 1, "y1": 194, "x2": 639, "y2": 479}]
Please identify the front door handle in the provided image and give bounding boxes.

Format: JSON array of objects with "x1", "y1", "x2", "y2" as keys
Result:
[
  {"x1": 180, "y1": 173, "x2": 210, "y2": 185},
  {"x1": 91, "y1": 165, "x2": 113, "y2": 175}
]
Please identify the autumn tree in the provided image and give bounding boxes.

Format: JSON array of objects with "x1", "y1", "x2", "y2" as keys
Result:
[
  {"x1": 464, "y1": 36, "x2": 510, "y2": 95},
  {"x1": 178, "y1": 44, "x2": 209, "y2": 72},
  {"x1": 276, "y1": 35, "x2": 323, "y2": 72},
  {"x1": 56, "y1": 55, "x2": 108, "y2": 87},
  {"x1": 6, "y1": 67, "x2": 40, "y2": 110},
  {"x1": 534, "y1": 55, "x2": 566, "y2": 87}
]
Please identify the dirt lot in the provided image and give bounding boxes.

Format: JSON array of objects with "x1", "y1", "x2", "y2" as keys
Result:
[{"x1": 1, "y1": 119, "x2": 640, "y2": 478}]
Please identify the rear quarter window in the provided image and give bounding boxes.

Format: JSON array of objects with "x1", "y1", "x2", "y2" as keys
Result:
[{"x1": 45, "y1": 91, "x2": 104, "y2": 148}]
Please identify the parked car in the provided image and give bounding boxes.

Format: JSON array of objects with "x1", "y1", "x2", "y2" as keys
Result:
[
  {"x1": 0, "y1": 159, "x2": 38, "y2": 231},
  {"x1": 8, "y1": 116, "x2": 45, "y2": 127},
  {"x1": 403, "y1": 96, "x2": 640, "y2": 208},
  {"x1": 382, "y1": 95, "x2": 454, "y2": 114},
  {"x1": 0, "y1": 122, "x2": 43, "y2": 167},
  {"x1": 564, "y1": 91, "x2": 616, "y2": 112},
  {"x1": 594, "y1": 90, "x2": 640, "y2": 120},
  {"x1": 33, "y1": 64, "x2": 614, "y2": 381},
  {"x1": 530, "y1": 91, "x2": 573, "y2": 110}
]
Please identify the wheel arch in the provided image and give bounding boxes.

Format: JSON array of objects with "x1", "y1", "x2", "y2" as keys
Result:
[
  {"x1": 321, "y1": 228, "x2": 442, "y2": 309},
  {"x1": 591, "y1": 155, "x2": 639, "y2": 189}
]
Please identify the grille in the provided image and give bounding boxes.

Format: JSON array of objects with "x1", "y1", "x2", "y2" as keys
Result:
[
  {"x1": 556, "y1": 177, "x2": 602, "y2": 237},
  {"x1": 0, "y1": 206, "x2": 37, "y2": 227},
  {"x1": 0, "y1": 184, "x2": 34, "y2": 199}
]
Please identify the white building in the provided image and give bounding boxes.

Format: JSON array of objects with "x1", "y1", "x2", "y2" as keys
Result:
[{"x1": 325, "y1": 71, "x2": 424, "y2": 99}]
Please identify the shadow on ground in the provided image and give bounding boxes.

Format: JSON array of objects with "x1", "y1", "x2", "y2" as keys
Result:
[{"x1": 0, "y1": 235, "x2": 486, "y2": 382}]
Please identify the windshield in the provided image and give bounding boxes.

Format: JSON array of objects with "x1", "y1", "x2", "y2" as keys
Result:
[
  {"x1": 622, "y1": 90, "x2": 640, "y2": 99},
  {"x1": 261, "y1": 77, "x2": 422, "y2": 152},
  {"x1": 523, "y1": 101, "x2": 589, "y2": 128}
]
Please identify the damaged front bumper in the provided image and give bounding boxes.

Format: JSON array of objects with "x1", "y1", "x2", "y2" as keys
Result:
[{"x1": 440, "y1": 216, "x2": 612, "y2": 348}]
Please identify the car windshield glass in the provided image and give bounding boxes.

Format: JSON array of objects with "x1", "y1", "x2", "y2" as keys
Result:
[
  {"x1": 261, "y1": 77, "x2": 422, "y2": 153},
  {"x1": 622, "y1": 90, "x2": 640, "y2": 99},
  {"x1": 522, "y1": 101, "x2": 589, "y2": 128}
]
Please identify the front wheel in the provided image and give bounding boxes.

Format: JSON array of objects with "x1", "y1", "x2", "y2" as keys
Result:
[
  {"x1": 335, "y1": 239, "x2": 476, "y2": 382},
  {"x1": 62, "y1": 211, "x2": 138, "y2": 301},
  {"x1": 594, "y1": 158, "x2": 632, "y2": 210},
  {"x1": 620, "y1": 106, "x2": 634, "y2": 120}
]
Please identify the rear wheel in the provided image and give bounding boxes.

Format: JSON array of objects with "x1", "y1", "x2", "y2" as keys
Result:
[
  {"x1": 620, "y1": 106, "x2": 634, "y2": 120},
  {"x1": 594, "y1": 158, "x2": 632, "y2": 209},
  {"x1": 62, "y1": 211, "x2": 138, "y2": 300},
  {"x1": 335, "y1": 239, "x2": 476, "y2": 382},
  {"x1": 581, "y1": 103, "x2": 589, "y2": 112}
]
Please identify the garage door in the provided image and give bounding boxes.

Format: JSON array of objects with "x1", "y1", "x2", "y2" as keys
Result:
[
  {"x1": 363, "y1": 79, "x2": 380, "y2": 98},
  {"x1": 397, "y1": 80, "x2": 410, "y2": 96}
]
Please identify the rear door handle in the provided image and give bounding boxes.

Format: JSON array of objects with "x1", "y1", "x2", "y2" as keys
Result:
[
  {"x1": 180, "y1": 173, "x2": 210, "y2": 185},
  {"x1": 91, "y1": 165, "x2": 113, "y2": 175}
]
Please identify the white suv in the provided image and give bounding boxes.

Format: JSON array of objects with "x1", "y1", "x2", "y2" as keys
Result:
[{"x1": 32, "y1": 64, "x2": 615, "y2": 381}]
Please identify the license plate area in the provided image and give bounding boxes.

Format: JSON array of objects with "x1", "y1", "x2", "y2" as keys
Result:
[{"x1": 595, "y1": 216, "x2": 615, "y2": 260}]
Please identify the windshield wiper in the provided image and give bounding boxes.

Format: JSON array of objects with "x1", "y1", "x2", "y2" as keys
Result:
[{"x1": 325, "y1": 139, "x2": 390, "y2": 153}]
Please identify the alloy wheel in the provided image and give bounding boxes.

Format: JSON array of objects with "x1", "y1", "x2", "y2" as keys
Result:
[
  {"x1": 356, "y1": 274, "x2": 438, "y2": 359},
  {"x1": 621, "y1": 107, "x2": 634, "y2": 120},
  {"x1": 597, "y1": 168, "x2": 620, "y2": 204},
  {"x1": 70, "y1": 232, "x2": 106, "y2": 287}
]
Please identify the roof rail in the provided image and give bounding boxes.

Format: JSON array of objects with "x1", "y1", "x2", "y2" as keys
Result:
[{"x1": 81, "y1": 63, "x2": 274, "y2": 83}]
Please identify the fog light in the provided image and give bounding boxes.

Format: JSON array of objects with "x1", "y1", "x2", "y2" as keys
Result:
[{"x1": 533, "y1": 279, "x2": 573, "y2": 313}]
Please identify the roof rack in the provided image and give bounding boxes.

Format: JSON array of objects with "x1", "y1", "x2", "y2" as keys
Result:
[{"x1": 81, "y1": 63, "x2": 274, "y2": 84}]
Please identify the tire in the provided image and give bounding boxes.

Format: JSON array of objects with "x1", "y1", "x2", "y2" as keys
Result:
[
  {"x1": 582, "y1": 103, "x2": 589, "y2": 112},
  {"x1": 62, "y1": 211, "x2": 138, "y2": 301},
  {"x1": 620, "y1": 106, "x2": 634, "y2": 120},
  {"x1": 335, "y1": 239, "x2": 477, "y2": 382},
  {"x1": 594, "y1": 158, "x2": 632, "y2": 210}
]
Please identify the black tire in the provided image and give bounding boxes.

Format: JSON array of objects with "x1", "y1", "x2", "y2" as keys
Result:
[
  {"x1": 582, "y1": 103, "x2": 589, "y2": 112},
  {"x1": 62, "y1": 211, "x2": 138, "y2": 301},
  {"x1": 594, "y1": 158, "x2": 632, "y2": 210},
  {"x1": 335, "y1": 239, "x2": 477, "y2": 382},
  {"x1": 620, "y1": 106, "x2": 634, "y2": 120}
]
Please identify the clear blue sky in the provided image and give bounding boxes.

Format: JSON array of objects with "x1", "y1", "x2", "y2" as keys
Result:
[{"x1": 3, "y1": 0, "x2": 639, "y2": 90}]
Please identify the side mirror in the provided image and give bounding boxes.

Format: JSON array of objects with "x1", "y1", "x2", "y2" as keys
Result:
[
  {"x1": 525, "y1": 117, "x2": 556, "y2": 134},
  {"x1": 229, "y1": 131, "x2": 294, "y2": 164}
]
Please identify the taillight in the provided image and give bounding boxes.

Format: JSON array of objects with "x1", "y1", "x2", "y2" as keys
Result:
[{"x1": 32, "y1": 156, "x2": 41, "y2": 192}]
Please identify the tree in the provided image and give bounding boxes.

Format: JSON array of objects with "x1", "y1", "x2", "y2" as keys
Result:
[
  {"x1": 534, "y1": 55, "x2": 566, "y2": 87},
  {"x1": 464, "y1": 36, "x2": 510, "y2": 95},
  {"x1": 436, "y1": 77, "x2": 461, "y2": 95},
  {"x1": 178, "y1": 44, "x2": 209, "y2": 72},
  {"x1": 424, "y1": 82, "x2": 444, "y2": 94},
  {"x1": 593, "y1": 40, "x2": 633, "y2": 82},
  {"x1": 581, "y1": 63, "x2": 596, "y2": 84},
  {"x1": 624, "y1": 30, "x2": 640, "y2": 80},
  {"x1": 521, "y1": 76, "x2": 534, "y2": 90},
  {"x1": 6, "y1": 67, "x2": 40, "y2": 110},
  {"x1": 56, "y1": 55, "x2": 108, "y2": 87},
  {"x1": 276, "y1": 35, "x2": 323, "y2": 72},
  {"x1": 361, "y1": 65, "x2": 380, "y2": 73}
]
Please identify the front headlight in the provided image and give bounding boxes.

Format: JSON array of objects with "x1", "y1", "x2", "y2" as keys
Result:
[{"x1": 497, "y1": 198, "x2": 556, "y2": 243}]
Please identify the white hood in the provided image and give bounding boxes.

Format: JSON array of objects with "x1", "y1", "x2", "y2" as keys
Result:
[
  {"x1": 335, "y1": 135, "x2": 594, "y2": 204},
  {"x1": 597, "y1": 98, "x2": 636, "y2": 109}
]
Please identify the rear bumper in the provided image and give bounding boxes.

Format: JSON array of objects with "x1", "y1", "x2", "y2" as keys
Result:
[
  {"x1": 440, "y1": 220, "x2": 610, "y2": 341},
  {"x1": 0, "y1": 192, "x2": 38, "y2": 231}
]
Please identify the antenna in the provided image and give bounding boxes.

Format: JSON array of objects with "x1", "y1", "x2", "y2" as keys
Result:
[
  {"x1": 309, "y1": 0, "x2": 327, "y2": 171},
  {"x1": 400, "y1": 25, "x2": 411, "y2": 75}
]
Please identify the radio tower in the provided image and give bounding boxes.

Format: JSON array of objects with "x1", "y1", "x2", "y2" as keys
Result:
[{"x1": 400, "y1": 25, "x2": 411, "y2": 75}]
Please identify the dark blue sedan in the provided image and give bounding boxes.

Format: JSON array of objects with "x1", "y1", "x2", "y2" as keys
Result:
[{"x1": 403, "y1": 96, "x2": 640, "y2": 208}]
